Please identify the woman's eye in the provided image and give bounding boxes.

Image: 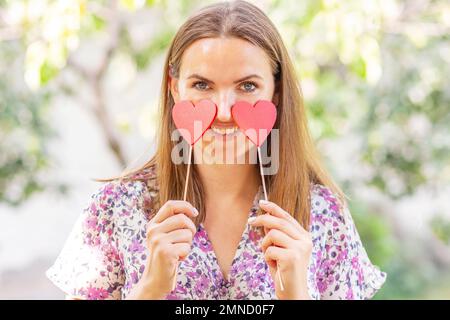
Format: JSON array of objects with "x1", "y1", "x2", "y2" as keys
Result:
[
  {"x1": 240, "y1": 81, "x2": 257, "y2": 92},
  {"x1": 192, "y1": 80, "x2": 257, "y2": 92},
  {"x1": 192, "y1": 81, "x2": 210, "y2": 91}
]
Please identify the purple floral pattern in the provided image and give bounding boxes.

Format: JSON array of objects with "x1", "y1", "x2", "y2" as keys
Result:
[{"x1": 46, "y1": 167, "x2": 386, "y2": 300}]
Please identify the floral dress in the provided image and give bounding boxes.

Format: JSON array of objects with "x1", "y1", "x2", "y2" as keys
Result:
[{"x1": 46, "y1": 167, "x2": 386, "y2": 300}]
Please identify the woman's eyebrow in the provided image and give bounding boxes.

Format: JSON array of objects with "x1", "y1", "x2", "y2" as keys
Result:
[{"x1": 186, "y1": 73, "x2": 263, "y2": 84}]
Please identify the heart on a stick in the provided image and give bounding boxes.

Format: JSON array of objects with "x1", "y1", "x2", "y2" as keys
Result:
[
  {"x1": 172, "y1": 99, "x2": 217, "y2": 145},
  {"x1": 231, "y1": 100, "x2": 277, "y2": 146}
]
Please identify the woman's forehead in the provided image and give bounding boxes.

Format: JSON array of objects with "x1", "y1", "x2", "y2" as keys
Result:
[{"x1": 179, "y1": 37, "x2": 273, "y2": 78}]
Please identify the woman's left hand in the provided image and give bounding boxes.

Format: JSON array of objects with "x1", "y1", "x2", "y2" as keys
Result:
[{"x1": 248, "y1": 199, "x2": 312, "y2": 300}]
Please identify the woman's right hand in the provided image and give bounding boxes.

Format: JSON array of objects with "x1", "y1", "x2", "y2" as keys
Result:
[{"x1": 126, "y1": 200, "x2": 198, "y2": 299}]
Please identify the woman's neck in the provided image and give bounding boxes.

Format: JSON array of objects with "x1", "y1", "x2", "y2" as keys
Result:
[{"x1": 195, "y1": 163, "x2": 261, "y2": 214}]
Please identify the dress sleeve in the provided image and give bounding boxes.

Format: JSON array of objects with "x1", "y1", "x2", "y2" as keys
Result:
[
  {"x1": 315, "y1": 191, "x2": 387, "y2": 300},
  {"x1": 45, "y1": 182, "x2": 125, "y2": 300}
]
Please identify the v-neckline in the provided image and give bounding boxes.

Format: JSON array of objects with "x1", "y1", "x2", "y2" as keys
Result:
[{"x1": 199, "y1": 185, "x2": 263, "y2": 285}]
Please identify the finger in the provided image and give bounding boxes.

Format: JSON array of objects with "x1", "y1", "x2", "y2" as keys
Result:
[
  {"x1": 249, "y1": 214, "x2": 302, "y2": 240},
  {"x1": 165, "y1": 229, "x2": 194, "y2": 244},
  {"x1": 149, "y1": 213, "x2": 197, "y2": 237},
  {"x1": 259, "y1": 200, "x2": 308, "y2": 234},
  {"x1": 172, "y1": 242, "x2": 192, "y2": 261},
  {"x1": 259, "y1": 200, "x2": 297, "y2": 223},
  {"x1": 152, "y1": 200, "x2": 198, "y2": 223},
  {"x1": 260, "y1": 229, "x2": 296, "y2": 253},
  {"x1": 264, "y1": 245, "x2": 289, "y2": 269},
  {"x1": 151, "y1": 237, "x2": 191, "y2": 262}
]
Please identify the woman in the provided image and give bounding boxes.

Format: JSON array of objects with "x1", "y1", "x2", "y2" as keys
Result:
[{"x1": 46, "y1": 0, "x2": 386, "y2": 300}]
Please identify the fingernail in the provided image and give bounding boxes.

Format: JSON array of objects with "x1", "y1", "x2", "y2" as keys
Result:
[
  {"x1": 192, "y1": 207, "x2": 199, "y2": 216},
  {"x1": 248, "y1": 217, "x2": 257, "y2": 224},
  {"x1": 259, "y1": 199, "x2": 270, "y2": 205}
]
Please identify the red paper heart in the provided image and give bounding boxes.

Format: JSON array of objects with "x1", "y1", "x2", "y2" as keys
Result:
[
  {"x1": 172, "y1": 99, "x2": 217, "y2": 145},
  {"x1": 231, "y1": 100, "x2": 277, "y2": 146}
]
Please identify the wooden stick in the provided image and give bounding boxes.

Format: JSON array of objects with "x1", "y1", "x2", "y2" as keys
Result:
[
  {"x1": 183, "y1": 145, "x2": 193, "y2": 202},
  {"x1": 257, "y1": 146, "x2": 285, "y2": 292},
  {"x1": 172, "y1": 145, "x2": 193, "y2": 292},
  {"x1": 258, "y1": 146, "x2": 268, "y2": 201}
]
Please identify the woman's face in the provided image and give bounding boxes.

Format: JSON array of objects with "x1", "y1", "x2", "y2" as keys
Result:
[{"x1": 170, "y1": 37, "x2": 278, "y2": 164}]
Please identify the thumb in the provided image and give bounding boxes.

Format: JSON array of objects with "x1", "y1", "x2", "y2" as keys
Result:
[{"x1": 264, "y1": 253, "x2": 278, "y2": 281}]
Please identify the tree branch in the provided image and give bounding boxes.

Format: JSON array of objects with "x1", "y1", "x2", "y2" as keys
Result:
[{"x1": 64, "y1": 0, "x2": 127, "y2": 168}]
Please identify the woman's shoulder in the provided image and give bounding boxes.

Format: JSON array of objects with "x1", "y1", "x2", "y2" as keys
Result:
[
  {"x1": 308, "y1": 183, "x2": 347, "y2": 227},
  {"x1": 308, "y1": 184, "x2": 387, "y2": 299},
  {"x1": 86, "y1": 166, "x2": 159, "y2": 220}
]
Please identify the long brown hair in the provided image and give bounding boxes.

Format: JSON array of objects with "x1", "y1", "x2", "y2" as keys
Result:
[{"x1": 96, "y1": 0, "x2": 346, "y2": 229}]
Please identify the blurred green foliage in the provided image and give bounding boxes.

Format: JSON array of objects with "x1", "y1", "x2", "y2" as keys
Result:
[
  {"x1": 1, "y1": 0, "x2": 449, "y2": 298},
  {"x1": 0, "y1": 37, "x2": 57, "y2": 205},
  {"x1": 431, "y1": 215, "x2": 450, "y2": 246},
  {"x1": 0, "y1": 77, "x2": 51, "y2": 205}
]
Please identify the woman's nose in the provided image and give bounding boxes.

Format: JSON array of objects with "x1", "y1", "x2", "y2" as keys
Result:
[{"x1": 214, "y1": 95, "x2": 235, "y2": 122}]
